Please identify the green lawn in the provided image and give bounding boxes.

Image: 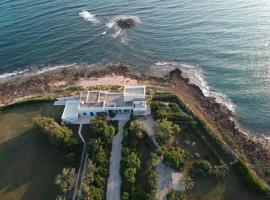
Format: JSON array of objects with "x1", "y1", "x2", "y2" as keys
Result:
[{"x1": 0, "y1": 102, "x2": 67, "y2": 200}]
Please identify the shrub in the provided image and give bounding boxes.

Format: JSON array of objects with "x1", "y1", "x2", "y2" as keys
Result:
[
  {"x1": 191, "y1": 160, "x2": 212, "y2": 177},
  {"x1": 164, "y1": 148, "x2": 188, "y2": 170},
  {"x1": 210, "y1": 163, "x2": 229, "y2": 178},
  {"x1": 167, "y1": 191, "x2": 186, "y2": 200},
  {"x1": 233, "y1": 159, "x2": 269, "y2": 194},
  {"x1": 122, "y1": 192, "x2": 129, "y2": 200}
]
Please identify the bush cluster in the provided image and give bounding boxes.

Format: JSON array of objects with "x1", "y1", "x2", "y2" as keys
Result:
[
  {"x1": 190, "y1": 160, "x2": 228, "y2": 178},
  {"x1": 167, "y1": 190, "x2": 186, "y2": 200},
  {"x1": 151, "y1": 101, "x2": 192, "y2": 122},
  {"x1": 120, "y1": 119, "x2": 159, "y2": 200},
  {"x1": 164, "y1": 148, "x2": 188, "y2": 170},
  {"x1": 34, "y1": 117, "x2": 80, "y2": 149},
  {"x1": 79, "y1": 117, "x2": 116, "y2": 200},
  {"x1": 155, "y1": 119, "x2": 181, "y2": 148}
]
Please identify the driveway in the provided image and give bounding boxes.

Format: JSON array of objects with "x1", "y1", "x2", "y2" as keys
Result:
[{"x1": 106, "y1": 121, "x2": 125, "y2": 200}]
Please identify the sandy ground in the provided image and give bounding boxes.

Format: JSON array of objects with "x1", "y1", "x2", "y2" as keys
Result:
[
  {"x1": 76, "y1": 75, "x2": 139, "y2": 87},
  {"x1": 106, "y1": 121, "x2": 125, "y2": 200},
  {"x1": 139, "y1": 115, "x2": 160, "y2": 149}
]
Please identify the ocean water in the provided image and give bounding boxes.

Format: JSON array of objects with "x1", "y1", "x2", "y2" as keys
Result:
[{"x1": 0, "y1": 0, "x2": 270, "y2": 136}]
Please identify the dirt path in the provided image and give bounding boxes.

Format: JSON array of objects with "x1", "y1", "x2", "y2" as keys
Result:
[{"x1": 106, "y1": 121, "x2": 125, "y2": 200}]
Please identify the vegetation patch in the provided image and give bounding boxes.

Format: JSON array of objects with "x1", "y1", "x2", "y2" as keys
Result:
[
  {"x1": 120, "y1": 119, "x2": 159, "y2": 200},
  {"x1": 78, "y1": 116, "x2": 115, "y2": 200},
  {"x1": 34, "y1": 117, "x2": 80, "y2": 149},
  {"x1": 233, "y1": 159, "x2": 269, "y2": 195},
  {"x1": 167, "y1": 190, "x2": 187, "y2": 200},
  {"x1": 164, "y1": 148, "x2": 189, "y2": 170},
  {"x1": 155, "y1": 119, "x2": 181, "y2": 149}
]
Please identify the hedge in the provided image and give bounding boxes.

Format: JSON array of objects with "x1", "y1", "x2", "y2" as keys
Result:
[
  {"x1": 233, "y1": 159, "x2": 269, "y2": 195},
  {"x1": 0, "y1": 97, "x2": 54, "y2": 111}
]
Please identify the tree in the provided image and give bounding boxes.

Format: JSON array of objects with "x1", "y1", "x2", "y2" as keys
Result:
[
  {"x1": 155, "y1": 119, "x2": 180, "y2": 147},
  {"x1": 167, "y1": 191, "x2": 186, "y2": 200},
  {"x1": 84, "y1": 160, "x2": 96, "y2": 184},
  {"x1": 89, "y1": 117, "x2": 115, "y2": 143},
  {"x1": 121, "y1": 149, "x2": 141, "y2": 185},
  {"x1": 121, "y1": 149, "x2": 141, "y2": 170},
  {"x1": 55, "y1": 195, "x2": 67, "y2": 200},
  {"x1": 80, "y1": 185, "x2": 104, "y2": 200},
  {"x1": 129, "y1": 120, "x2": 148, "y2": 139},
  {"x1": 147, "y1": 153, "x2": 161, "y2": 170},
  {"x1": 124, "y1": 167, "x2": 137, "y2": 183},
  {"x1": 34, "y1": 117, "x2": 79, "y2": 148},
  {"x1": 55, "y1": 168, "x2": 76, "y2": 196}
]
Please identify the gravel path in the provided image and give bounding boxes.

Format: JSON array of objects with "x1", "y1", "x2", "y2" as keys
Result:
[{"x1": 106, "y1": 121, "x2": 125, "y2": 200}]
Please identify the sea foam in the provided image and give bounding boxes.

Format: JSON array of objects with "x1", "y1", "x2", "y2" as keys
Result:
[{"x1": 79, "y1": 10, "x2": 99, "y2": 24}]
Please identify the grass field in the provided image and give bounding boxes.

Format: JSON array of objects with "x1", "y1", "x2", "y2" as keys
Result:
[{"x1": 0, "y1": 102, "x2": 67, "y2": 200}]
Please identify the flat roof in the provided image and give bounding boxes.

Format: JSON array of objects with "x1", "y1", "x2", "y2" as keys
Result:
[
  {"x1": 79, "y1": 86, "x2": 146, "y2": 108},
  {"x1": 124, "y1": 86, "x2": 145, "y2": 95},
  {"x1": 62, "y1": 101, "x2": 79, "y2": 121}
]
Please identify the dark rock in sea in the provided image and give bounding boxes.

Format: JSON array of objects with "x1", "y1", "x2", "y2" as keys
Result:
[{"x1": 116, "y1": 18, "x2": 137, "y2": 29}]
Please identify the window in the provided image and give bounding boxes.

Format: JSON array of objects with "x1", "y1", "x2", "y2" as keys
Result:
[
  {"x1": 83, "y1": 112, "x2": 86, "y2": 116},
  {"x1": 90, "y1": 112, "x2": 94, "y2": 116}
]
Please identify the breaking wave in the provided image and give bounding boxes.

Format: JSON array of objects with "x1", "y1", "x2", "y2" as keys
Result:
[
  {"x1": 0, "y1": 69, "x2": 29, "y2": 83},
  {"x1": 79, "y1": 10, "x2": 99, "y2": 24},
  {"x1": 152, "y1": 62, "x2": 236, "y2": 112},
  {"x1": 0, "y1": 64, "x2": 77, "y2": 83}
]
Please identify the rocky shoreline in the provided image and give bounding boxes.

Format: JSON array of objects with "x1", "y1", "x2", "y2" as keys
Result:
[
  {"x1": 167, "y1": 69, "x2": 270, "y2": 168},
  {"x1": 0, "y1": 63, "x2": 269, "y2": 180}
]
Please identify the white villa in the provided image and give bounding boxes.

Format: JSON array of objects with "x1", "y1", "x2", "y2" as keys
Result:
[{"x1": 59, "y1": 86, "x2": 148, "y2": 124}]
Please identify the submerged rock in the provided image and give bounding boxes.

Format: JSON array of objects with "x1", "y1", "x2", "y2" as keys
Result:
[{"x1": 116, "y1": 18, "x2": 137, "y2": 29}]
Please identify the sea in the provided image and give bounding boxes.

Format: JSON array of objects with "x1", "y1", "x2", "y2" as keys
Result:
[{"x1": 0, "y1": 0, "x2": 270, "y2": 137}]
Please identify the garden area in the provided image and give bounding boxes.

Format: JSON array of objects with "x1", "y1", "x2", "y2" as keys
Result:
[
  {"x1": 150, "y1": 94, "x2": 269, "y2": 200},
  {"x1": 0, "y1": 101, "x2": 75, "y2": 200}
]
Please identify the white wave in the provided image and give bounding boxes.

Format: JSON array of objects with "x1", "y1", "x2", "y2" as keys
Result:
[
  {"x1": 153, "y1": 61, "x2": 236, "y2": 112},
  {"x1": 79, "y1": 10, "x2": 99, "y2": 24},
  {"x1": 0, "y1": 69, "x2": 29, "y2": 82},
  {"x1": 0, "y1": 64, "x2": 77, "y2": 83},
  {"x1": 34, "y1": 64, "x2": 77, "y2": 75}
]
